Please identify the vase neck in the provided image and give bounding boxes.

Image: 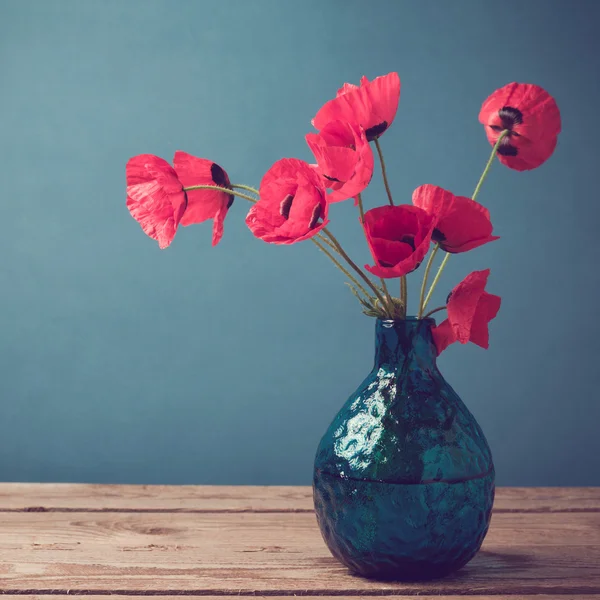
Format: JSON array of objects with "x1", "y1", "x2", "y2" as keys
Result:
[{"x1": 374, "y1": 318, "x2": 437, "y2": 370}]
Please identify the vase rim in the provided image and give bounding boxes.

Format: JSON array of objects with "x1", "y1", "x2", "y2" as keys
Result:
[{"x1": 377, "y1": 316, "x2": 435, "y2": 324}]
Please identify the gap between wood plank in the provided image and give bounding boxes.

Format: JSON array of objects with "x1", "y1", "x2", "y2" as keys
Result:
[{"x1": 1, "y1": 587, "x2": 600, "y2": 596}]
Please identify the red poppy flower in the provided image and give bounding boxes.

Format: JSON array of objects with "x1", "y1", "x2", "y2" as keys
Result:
[
  {"x1": 363, "y1": 205, "x2": 435, "y2": 278},
  {"x1": 306, "y1": 120, "x2": 374, "y2": 203},
  {"x1": 312, "y1": 72, "x2": 401, "y2": 141},
  {"x1": 479, "y1": 82, "x2": 561, "y2": 171},
  {"x1": 432, "y1": 269, "x2": 501, "y2": 354},
  {"x1": 173, "y1": 151, "x2": 234, "y2": 246},
  {"x1": 412, "y1": 184, "x2": 499, "y2": 253},
  {"x1": 126, "y1": 154, "x2": 187, "y2": 249},
  {"x1": 246, "y1": 158, "x2": 329, "y2": 244}
]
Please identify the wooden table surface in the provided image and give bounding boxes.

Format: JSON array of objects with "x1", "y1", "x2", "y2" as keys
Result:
[{"x1": 0, "y1": 485, "x2": 598, "y2": 598}]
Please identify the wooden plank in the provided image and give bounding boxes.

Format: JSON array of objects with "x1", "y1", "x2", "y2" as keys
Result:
[
  {"x1": 0, "y1": 512, "x2": 599, "y2": 594},
  {"x1": 0, "y1": 483, "x2": 313, "y2": 512},
  {"x1": 4, "y1": 597, "x2": 600, "y2": 600},
  {"x1": 0, "y1": 483, "x2": 598, "y2": 512}
]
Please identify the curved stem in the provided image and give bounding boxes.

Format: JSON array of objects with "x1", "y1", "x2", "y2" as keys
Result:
[
  {"x1": 423, "y1": 252, "x2": 449, "y2": 310},
  {"x1": 312, "y1": 238, "x2": 374, "y2": 301},
  {"x1": 316, "y1": 233, "x2": 340, "y2": 254},
  {"x1": 183, "y1": 184, "x2": 257, "y2": 204},
  {"x1": 374, "y1": 138, "x2": 394, "y2": 206},
  {"x1": 423, "y1": 305, "x2": 447, "y2": 319},
  {"x1": 418, "y1": 244, "x2": 439, "y2": 318},
  {"x1": 356, "y1": 192, "x2": 366, "y2": 222},
  {"x1": 322, "y1": 227, "x2": 388, "y2": 308},
  {"x1": 232, "y1": 183, "x2": 259, "y2": 195},
  {"x1": 421, "y1": 129, "x2": 509, "y2": 311},
  {"x1": 379, "y1": 277, "x2": 395, "y2": 314},
  {"x1": 471, "y1": 129, "x2": 509, "y2": 203}
]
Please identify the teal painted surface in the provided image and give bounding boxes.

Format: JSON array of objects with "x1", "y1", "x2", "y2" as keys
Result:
[{"x1": 0, "y1": 0, "x2": 598, "y2": 484}]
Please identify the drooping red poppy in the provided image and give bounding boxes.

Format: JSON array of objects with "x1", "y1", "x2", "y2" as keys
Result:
[
  {"x1": 432, "y1": 269, "x2": 501, "y2": 354},
  {"x1": 306, "y1": 120, "x2": 374, "y2": 203},
  {"x1": 126, "y1": 154, "x2": 187, "y2": 249},
  {"x1": 312, "y1": 72, "x2": 401, "y2": 141},
  {"x1": 246, "y1": 158, "x2": 329, "y2": 244},
  {"x1": 412, "y1": 184, "x2": 499, "y2": 253},
  {"x1": 173, "y1": 151, "x2": 234, "y2": 246},
  {"x1": 479, "y1": 82, "x2": 561, "y2": 171},
  {"x1": 363, "y1": 205, "x2": 435, "y2": 278}
]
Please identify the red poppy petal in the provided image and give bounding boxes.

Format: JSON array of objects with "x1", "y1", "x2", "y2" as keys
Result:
[
  {"x1": 497, "y1": 136, "x2": 558, "y2": 171},
  {"x1": 249, "y1": 159, "x2": 327, "y2": 245},
  {"x1": 311, "y1": 144, "x2": 357, "y2": 183},
  {"x1": 412, "y1": 184, "x2": 455, "y2": 221},
  {"x1": 371, "y1": 237, "x2": 415, "y2": 266},
  {"x1": 312, "y1": 72, "x2": 400, "y2": 139},
  {"x1": 337, "y1": 82, "x2": 359, "y2": 97},
  {"x1": 469, "y1": 292, "x2": 501, "y2": 348},
  {"x1": 126, "y1": 155, "x2": 181, "y2": 194},
  {"x1": 479, "y1": 83, "x2": 561, "y2": 171},
  {"x1": 174, "y1": 151, "x2": 233, "y2": 227},
  {"x1": 312, "y1": 90, "x2": 371, "y2": 133},
  {"x1": 211, "y1": 204, "x2": 228, "y2": 247},
  {"x1": 126, "y1": 186, "x2": 183, "y2": 249},
  {"x1": 173, "y1": 151, "x2": 217, "y2": 185},
  {"x1": 447, "y1": 269, "x2": 490, "y2": 343},
  {"x1": 437, "y1": 196, "x2": 497, "y2": 253},
  {"x1": 125, "y1": 154, "x2": 186, "y2": 249},
  {"x1": 432, "y1": 319, "x2": 456, "y2": 355},
  {"x1": 361, "y1": 71, "x2": 401, "y2": 134},
  {"x1": 446, "y1": 235, "x2": 500, "y2": 254},
  {"x1": 260, "y1": 158, "x2": 322, "y2": 196}
]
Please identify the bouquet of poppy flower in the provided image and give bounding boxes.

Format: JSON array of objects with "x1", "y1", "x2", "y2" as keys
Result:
[{"x1": 126, "y1": 73, "x2": 561, "y2": 354}]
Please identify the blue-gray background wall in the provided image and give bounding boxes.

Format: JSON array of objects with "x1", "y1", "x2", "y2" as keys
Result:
[{"x1": 1, "y1": 0, "x2": 598, "y2": 485}]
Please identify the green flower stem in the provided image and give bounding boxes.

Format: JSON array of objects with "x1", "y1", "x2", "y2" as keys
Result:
[
  {"x1": 421, "y1": 129, "x2": 509, "y2": 311},
  {"x1": 379, "y1": 277, "x2": 395, "y2": 315},
  {"x1": 322, "y1": 227, "x2": 388, "y2": 309},
  {"x1": 315, "y1": 233, "x2": 377, "y2": 302},
  {"x1": 312, "y1": 237, "x2": 374, "y2": 301},
  {"x1": 422, "y1": 252, "x2": 449, "y2": 311},
  {"x1": 374, "y1": 138, "x2": 394, "y2": 206},
  {"x1": 422, "y1": 305, "x2": 447, "y2": 319},
  {"x1": 400, "y1": 275, "x2": 407, "y2": 316},
  {"x1": 356, "y1": 192, "x2": 366, "y2": 222},
  {"x1": 418, "y1": 243, "x2": 439, "y2": 318},
  {"x1": 232, "y1": 183, "x2": 259, "y2": 195},
  {"x1": 182, "y1": 184, "x2": 258, "y2": 204}
]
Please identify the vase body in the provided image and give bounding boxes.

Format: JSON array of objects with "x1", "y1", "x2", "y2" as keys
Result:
[{"x1": 313, "y1": 318, "x2": 494, "y2": 580}]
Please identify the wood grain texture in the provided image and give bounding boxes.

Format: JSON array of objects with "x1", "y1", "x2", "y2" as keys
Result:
[
  {"x1": 1, "y1": 511, "x2": 599, "y2": 594},
  {"x1": 5, "y1": 597, "x2": 600, "y2": 600},
  {"x1": 0, "y1": 483, "x2": 598, "y2": 512},
  {"x1": 1, "y1": 486, "x2": 599, "y2": 597}
]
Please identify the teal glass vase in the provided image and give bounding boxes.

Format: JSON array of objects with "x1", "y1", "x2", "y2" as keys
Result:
[{"x1": 313, "y1": 317, "x2": 494, "y2": 580}]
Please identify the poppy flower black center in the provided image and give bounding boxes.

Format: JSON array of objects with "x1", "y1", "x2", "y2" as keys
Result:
[
  {"x1": 324, "y1": 174, "x2": 341, "y2": 183},
  {"x1": 398, "y1": 233, "x2": 416, "y2": 250},
  {"x1": 309, "y1": 204, "x2": 322, "y2": 229},
  {"x1": 490, "y1": 106, "x2": 523, "y2": 157},
  {"x1": 280, "y1": 194, "x2": 294, "y2": 219},
  {"x1": 365, "y1": 121, "x2": 388, "y2": 141},
  {"x1": 432, "y1": 228, "x2": 446, "y2": 243},
  {"x1": 210, "y1": 162, "x2": 234, "y2": 207}
]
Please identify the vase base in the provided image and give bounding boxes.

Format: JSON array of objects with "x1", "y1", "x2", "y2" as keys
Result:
[{"x1": 313, "y1": 469, "x2": 495, "y2": 581}]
